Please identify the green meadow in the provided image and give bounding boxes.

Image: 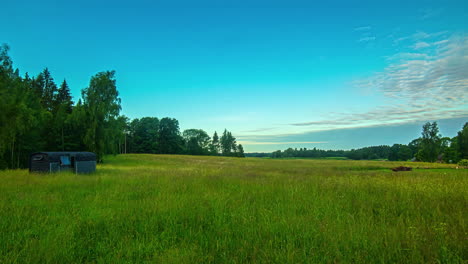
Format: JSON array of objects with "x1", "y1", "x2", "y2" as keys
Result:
[{"x1": 0, "y1": 154, "x2": 466, "y2": 263}]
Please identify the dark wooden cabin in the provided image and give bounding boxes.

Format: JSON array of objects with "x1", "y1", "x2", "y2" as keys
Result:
[{"x1": 29, "y1": 152, "x2": 96, "y2": 173}]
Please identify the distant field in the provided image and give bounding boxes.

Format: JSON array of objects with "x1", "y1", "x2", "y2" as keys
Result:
[
  {"x1": 274, "y1": 156, "x2": 350, "y2": 160},
  {"x1": 0, "y1": 154, "x2": 466, "y2": 263}
]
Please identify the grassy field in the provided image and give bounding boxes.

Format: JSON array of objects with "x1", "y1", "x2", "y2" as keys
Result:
[{"x1": 0, "y1": 154, "x2": 466, "y2": 263}]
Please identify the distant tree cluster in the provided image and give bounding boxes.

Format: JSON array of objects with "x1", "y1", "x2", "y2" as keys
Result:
[
  {"x1": 266, "y1": 122, "x2": 468, "y2": 163},
  {"x1": 0, "y1": 44, "x2": 243, "y2": 169},
  {"x1": 270, "y1": 148, "x2": 347, "y2": 159},
  {"x1": 126, "y1": 119, "x2": 245, "y2": 157}
]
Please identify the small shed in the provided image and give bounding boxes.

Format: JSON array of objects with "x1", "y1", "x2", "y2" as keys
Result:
[{"x1": 29, "y1": 152, "x2": 96, "y2": 173}]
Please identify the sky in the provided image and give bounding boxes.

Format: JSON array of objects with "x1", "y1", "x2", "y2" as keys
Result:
[{"x1": 2, "y1": 0, "x2": 468, "y2": 152}]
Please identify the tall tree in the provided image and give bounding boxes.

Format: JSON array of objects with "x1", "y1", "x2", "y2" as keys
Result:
[
  {"x1": 0, "y1": 44, "x2": 14, "y2": 164},
  {"x1": 408, "y1": 138, "x2": 422, "y2": 158},
  {"x1": 37, "y1": 68, "x2": 58, "y2": 112},
  {"x1": 158, "y1": 117, "x2": 183, "y2": 154},
  {"x1": 129, "y1": 117, "x2": 160, "y2": 153},
  {"x1": 417, "y1": 122, "x2": 441, "y2": 162},
  {"x1": 228, "y1": 131, "x2": 237, "y2": 155},
  {"x1": 220, "y1": 129, "x2": 231, "y2": 156},
  {"x1": 457, "y1": 123, "x2": 468, "y2": 159},
  {"x1": 111, "y1": 115, "x2": 129, "y2": 155},
  {"x1": 209, "y1": 131, "x2": 220, "y2": 155},
  {"x1": 182, "y1": 129, "x2": 210, "y2": 155},
  {"x1": 51, "y1": 79, "x2": 74, "y2": 150},
  {"x1": 66, "y1": 99, "x2": 88, "y2": 151},
  {"x1": 220, "y1": 129, "x2": 238, "y2": 156},
  {"x1": 443, "y1": 136, "x2": 461, "y2": 163},
  {"x1": 55, "y1": 79, "x2": 73, "y2": 113},
  {"x1": 31, "y1": 73, "x2": 44, "y2": 98},
  {"x1": 81, "y1": 71, "x2": 121, "y2": 162},
  {"x1": 237, "y1": 144, "x2": 245, "y2": 158}
]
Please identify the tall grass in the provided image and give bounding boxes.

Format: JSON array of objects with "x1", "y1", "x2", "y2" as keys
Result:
[{"x1": 0, "y1": 154, "x2": 466, "y2": 263}]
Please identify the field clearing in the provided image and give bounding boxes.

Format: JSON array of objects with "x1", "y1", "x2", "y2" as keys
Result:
[{"x1": 0, "y1": 154, "x2": 467, "y2": 263}]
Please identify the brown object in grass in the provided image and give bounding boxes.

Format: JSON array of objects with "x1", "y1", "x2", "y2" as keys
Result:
[{"x1": 391, "y1": 166, "x2": 412, "y2": 172}]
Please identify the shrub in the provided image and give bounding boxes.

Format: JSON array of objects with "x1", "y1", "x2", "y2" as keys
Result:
[{"x1": 458, "y1": 159, "x2": 468, "y2": 167}]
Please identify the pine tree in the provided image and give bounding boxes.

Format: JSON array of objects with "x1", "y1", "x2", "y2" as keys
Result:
[
  {"x1": 0, "y1": 44, "x2": 16, "y2": 168},
  {"x1": 39, "y1": 68, "x2": 58, "y2": 112},
  {"x1": 210, "y1": 131, "x2": 220, "y2": 155},
  {"x1": 67, "y1": 99, "x2": 88, "y2": 151},
  {"x1": 237, "y1": 144, "x2": 245, "y2": 157},
  {"x1": 220, "y1": 129, "x2": 230, "y2": 156},
  {"x1": 55, "y1": 79, "x2": 73, "y2": 113},
  {"x1": 220, "y1": 129, "x2": 238, "y2": 156},
  {"x1": 228, "y1": 131, "x2": 237, "y2": 156},
  {"x1": 51, "y1": 80, "x2": 74, "y2": 150}
]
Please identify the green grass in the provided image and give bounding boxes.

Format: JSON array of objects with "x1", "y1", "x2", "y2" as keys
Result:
[{"x1": 0, "y1": 154, "x2": 467, "y2": 263}]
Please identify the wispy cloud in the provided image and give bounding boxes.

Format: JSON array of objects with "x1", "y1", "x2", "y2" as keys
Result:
[
  {"x1": 412, "y1": 41, "x2": 430, "y2": 49},
  {"x1": 242, "y1": 127, "x2": 277, "y2": 133},
  {"x1": 393, "y1": 31, "x2": 448, "y2": 45},
  {"x1": 354, "y1": 26, "x2": 371, "y2": 31},
  {"x1": 290, "y1": 108, "x2": 467, "y2": 128},
  {"x1": 358, "y1": 36, "x2": 376, "y2": 42},
  {"x1": 385, "y1": 52, "x2": 432, "y2": 61},
  {"x1": 290, "y1": 32, "x2": 468, "y2": 130},
  {"x1": 419, "y1": 8, "x2": 443, "y2": 20},
  {"x1": 413, "y1": 31, "x2": 431, "y2": 40},
  {"x1": 239, "y1": 141, "x2": 328, "y2": 145},
  {"x1": 369, "y1": 35, "x2": 468, "y2": 101},
  {"x1": 354, "y1": 25, "x2": 376, "y2": 43},
  {"x1": 434, "y1": 39, "x2": 449, "y2": 46}
]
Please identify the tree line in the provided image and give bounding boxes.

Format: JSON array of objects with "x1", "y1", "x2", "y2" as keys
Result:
[
  {"x1": 126, "y1": 117, "x2": 244, "y2": 157},
  {"x1": 0, "y1": 44, "x2": 243, "y2": 169},
  {"x1": 250, "y1": 122, "x2": 468, "y2": 163}
]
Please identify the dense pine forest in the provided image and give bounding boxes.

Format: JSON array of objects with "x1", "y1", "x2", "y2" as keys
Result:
[{"x1": 0, "y1": 44, "x2": 244, "y2": 169}]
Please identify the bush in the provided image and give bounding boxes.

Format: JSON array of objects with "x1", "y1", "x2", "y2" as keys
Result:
[{"x1": 458, "y1": 159, "x2": 468, "y2": 167}]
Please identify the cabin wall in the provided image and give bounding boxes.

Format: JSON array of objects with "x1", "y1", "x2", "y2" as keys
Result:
[
  {"x1": 75, "y1": 161, "x2": 96, "y2": 173},
  {"x1": 50, "y1": 162, "x2": 60, "y2": 172},
  {"x1": 30, "y1": 160, "x2": 49, "y2": 172}
]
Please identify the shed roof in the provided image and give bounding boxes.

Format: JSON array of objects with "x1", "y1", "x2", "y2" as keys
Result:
[{"x1": 31, "y1": 152, "x2": 96, "y2": 162}]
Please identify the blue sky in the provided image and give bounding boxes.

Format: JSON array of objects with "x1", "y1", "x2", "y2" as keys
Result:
[{"x1": 2, "y1": 0, "x2": 467, "y2": 152}]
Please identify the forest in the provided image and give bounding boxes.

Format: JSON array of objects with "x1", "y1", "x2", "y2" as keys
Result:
[{"x1": 0, "y1": 44, "x2": 243, "y2": 169}]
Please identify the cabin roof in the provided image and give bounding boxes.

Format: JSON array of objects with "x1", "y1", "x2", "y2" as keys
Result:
[{"x1": 30, "y1": 152, "x2": 96, "y2": 161}]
